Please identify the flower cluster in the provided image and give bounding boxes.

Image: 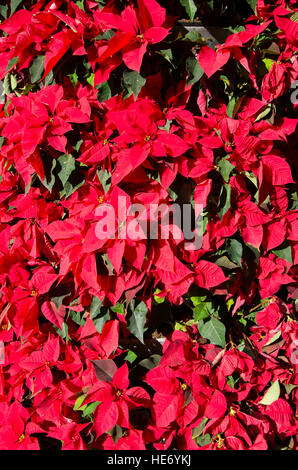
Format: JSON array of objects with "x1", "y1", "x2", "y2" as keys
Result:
[{"x1": 0, "y1": 0, "x2": 297, "y2": 450}]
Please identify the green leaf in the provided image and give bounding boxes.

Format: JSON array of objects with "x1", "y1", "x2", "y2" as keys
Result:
[
  {"x1": 134, "y1": 355, "x2": 161, "y2": 373},
  {"x1": 125, "y1": 350, "x2": 137, "y2": 363},
  {"x1": 227, "y1": 238, "x2": 243, "y2": 266},
  {"x1": 191, "y1": 295, "x2": 207, "y2": 307},
  {"x1": 68, "y1": 70, "x2": 79, "y2": 87},
  {"x1": 90, "y1": 297, "x2": 103, "y2": 317},
  {"x1": 199, "y1": 317, "x2": 226, "y2": 348},
  {"x1": 4, "y1": 74, "x2": 11, "y2": 96},
  {"x1": 107, "y1": 424, "x2": 124, "y2": 444},
  {"x1": 126, "y1": 301, "x2": 148, "y2": 343},
  {"x1": 6, "y1": 57, "x2": 18, "y2": 73},
  {"x1": 263, "y1": 330, "x2": 281, "y2": 347},
  {"x1": 122, "y1": 70, "x2": 146, "y2": 99},
  {"x1": 272, "y1": 245, "x2": 293, "y2": 264},
  {"x1": 95, "y1": 30, "x2": 115, "y2": 41},
  {"x1": 255, "y1": 104, "x2": 272, "y2": 122},
  {"x1": 110, "y1": 303, "x2": 125, "y2": 315},
  {"x1": 175, "y1": 322, "x2": 187, "y2": 332},
  {"x1": 215, "y1": 256, "x2": 238, "y2": 270},
  {"x1": 10, "y1": 74, "x2": 18, "y2": 92},
  {"x1": 0, "y1": 137, "x2": 5, "y2": 151},
  {"x1": 217, "y1": 158, "x2": 235, "y2": 183},
  {"x1": 246, "y1": 0, "x2": 257, "y2": 14},
  {"x1": 70, "y1": 309, "x2": 84, "y2": 326},
  {"x1": 196, "y1": 433, "x2": 212, "y2": 447},
  {"x1": 86, "y1": 73, "x2": 95, "y2": 87},
  {"x1": 75, "y1": 0, "x2": 85, "y2": 10},
  {"x1": 259, "y1": 381, "x2": 280, "y2": 406},
  {"x1": 193, "y1": 301, "x2": 212, "y2": 322},
  {"x1": 226, "y1": 96, "x2": 236, "y2": 118},
  {"x1": 97, "y1": 168, "x2": 111, "y2": 194},
  {"x1": 10, "y1": 0, "x2": 23, "y2": 15},
  {"x1": 179, "y1": 0, "x2": 197, "y2": 21},
  {"x1": 44, "y1": 70, "x2": 54, "y2": 86},
  {"x1": 0, "y1": 4, "x2": 8, "y2": 18},
  {"x1": 186, "y1": 57, "x2": 204, "y2": 85},
  {"x1": 183, "y1": 30, "x2": 203, "y2": 42},
  {"x1": 42, "y1": 158, "x2": 57, "y2": 192},
  {"x1": 290, "y1": 12, "x2": 298, "y2": 23},
  {"x1": 158, "y1": 48, "x2": 174, "y2": 65},
  {"x1": 262, "y1": 58, "x2": 274, "y2": 72},
  {"x1": 218, "y1": 184, "x2": 231, "y2": 220},
  {"x1": 90, "y1": 297, "x2": 110, "y2": 333},
  {"x1": 97, "y1": 81, "x2": 112, "y2": 102},
  {"x1": 74, "y1": 393, "x2": 87, "y2": 411},
  {"x1": 82, "y1": 401, "x2": 100, "y2": 417},
  {"x1": 29, "y1": 55, "x2": 45, "y2": 84},
  {"x1": 59, "y1": 164, "x2": 85, "y2": 199},
  {"x1": 192, "y1": 417, "x2": 208, "y2": 439},
  {"x1": 153, "y1": 288, "x2": 165, "y2": 304},
  {"x1": 58, "y1": 154, "x2": 76, "y2": 186},
  {"x1": 60, "y1": 177, "x2": 85, "y2": 199}
]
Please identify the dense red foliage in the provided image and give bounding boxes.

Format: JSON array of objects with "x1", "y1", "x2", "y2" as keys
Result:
[{"x1": 0, "y1": 0, "x2": 297, "y2": 450}]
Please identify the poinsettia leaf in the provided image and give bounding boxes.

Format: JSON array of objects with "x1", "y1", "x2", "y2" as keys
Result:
[
  {"x1": 126, "y1": 300, "x2": 148, "y2": 343},
  {"x1": 42, "y1": 158, "x2": 56, "y2": 192},
  {"x1": 196, "y1": 433, "x2": 212, "y2": 447},
  {"x1": 59, "y1": 170, "x2": 85, "y2": 198},
  {"x1": 259, "y1": 381, "x2": 280, "y2": 405},
  {"x1": 193, "y1": 301, "x2": 212, "y2": 322},
  {"x1": 217, "y1": 158, "x2": 235, "y2": 183},
  {"x1": 90, "y1": 297, "x2": 103, "y2": 317},
  {"x1": 227, "y1": 238, "x2": 243, "y2": 266},
  {"x1": 74, "y1": 393, "x2": 87, "y2": 411},
  {"x1": 179, "y1": 0, "x2": 197, "y2": 21},
  {"x1": 272, "y1": 244, "x2": 293, "y2": 264},
  {"x1": 30, "y1": 55, "x2": 44, "y2": 83},
  {"x1": 97, "y1": 81, "x2": 112, "y2": 102},
  {"x1": 218, "y1": 184, "x2": 231, "y2": 220},
  {"x1": 226, "y1": 96, "x2": 236, "y2": 118},
  {"x1": 186, "y1": 57, "x2": 204, "y2": 85},
  {"x1": 6, "y1": 57, "x2": 18, "y2": 73},
  {"x1": 0, "y1": 4, "x2": 8, "y2": 18},
  {"x1": 10, "y1": 0, "x2": 23, "y2": 15},
  {"x1": 106, "y1": 424, "x2": 124, "y2": 444},
  {"x1": 97, "y1": 168, "x2": 111, "y2": 194},
  {"x1": 158, "y1": 48, "x2": 174, "y2": 65},
  {"x1": 122, "y1": 70, "x2": 146, "y2": 99},
  {"x1": 58, "y1": 154, "x2": 76, "y2": 186},
  {"x1": 192, "y1": 417, "x2": 208, "y2": 439},
  {"x1": 246, "y1": 0, "x2": 257, "y2": 13},
  {"x1": 75, "y1": 0, "x2": 85, "y2": 11},
  {"x1": 90, "y1": 297, "x2": 110, "y2": 333},
  {"x1": 199, "y1": 317, "x2": 226, "y2": 348},
  {"x1": 82, "y1": 401, "x2": 101, "y2": 418},
  {"x1": 134, "y1": 354, "x2": 161, "y2": 373}
]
